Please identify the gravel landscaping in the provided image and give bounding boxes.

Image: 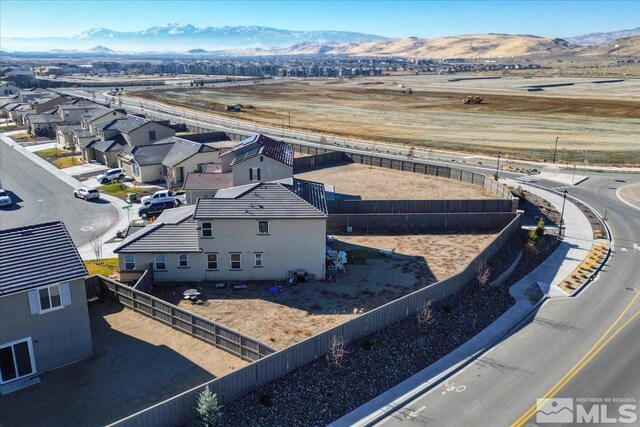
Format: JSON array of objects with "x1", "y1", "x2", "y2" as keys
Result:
[{"x1": 213, "y1": 231, "x2": 559, "y2": 427}]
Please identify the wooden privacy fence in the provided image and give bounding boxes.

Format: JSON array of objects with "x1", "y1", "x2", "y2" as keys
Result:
[
  {"x1": 293, "y1": 151, "x2": 351, "y2": 172},
  {"x1": 109, "y1": 214, "x2": 522, "y2": 427},
  {"x1": 327, "y1": 198, "x2": 515, "y2": 214},
  {"x1": 85, "y1": 275, "x2": 276, "y2": 362}
]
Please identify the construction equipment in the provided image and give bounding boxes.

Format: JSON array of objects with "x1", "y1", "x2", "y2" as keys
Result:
[{"x1": 462, "y1": 95, "x2": 483, "y2": 104}]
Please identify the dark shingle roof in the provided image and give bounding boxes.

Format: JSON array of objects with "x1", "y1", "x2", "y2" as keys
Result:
[
  {"x1": 180, "y1": 131, "x2": 230, "y2": 144},
  {"x1": 194, "y1": 179, "x2": 327, "y2": 219},
  {"x1": 160, "y1": 137, "x2": 216, "y2": 167},
  {"x1": 0, "y1": 222, "x2": 87, "y2": 295},
  {"x1": 28, "y1": 114, "x2": 65, "y2": 124},
  {"x1": 92, "y1": 135, "x2": 126, "y2": 153},
  {"x1": 114, "y1": 220, "x2": 201, "y2": 254},
  {"x1": 118, "y1": 143, "x2": 174, "y2": 166},
  {"x1": 223, "y1": 134, "x2": 294, "y2": 167}
]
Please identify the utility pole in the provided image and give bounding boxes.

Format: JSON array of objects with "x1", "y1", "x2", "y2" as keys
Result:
[
  {"x1": 495, "y1": 152, "x2": 501, "y2": 180},
  {"x1": 559, "y1": 190, "x2": 568, "y2": 236},
  {"x1": 552, "y1": 137, "x2": 559, "y2": 163},
  {"x1": 572, "y1": 164, "x2": 576, "y2": 184}
]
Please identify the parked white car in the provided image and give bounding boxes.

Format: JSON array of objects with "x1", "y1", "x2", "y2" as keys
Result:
[
  {"x1": 74, "y1": 187, "x2": 100, "y2": 201},
  {"x1": 0, "y1": 188, "x2": 11, "y2": 207},
  {"x1": 140, "y1": 190, "x2": 185, "y2": 207},
  {"x1": 96, "y1": 168, "x2": 126, "y2": 184}
]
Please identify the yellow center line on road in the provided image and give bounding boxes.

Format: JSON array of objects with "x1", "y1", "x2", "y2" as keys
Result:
[{"x1": 512, "y1": 289, "x2": 640, "y2": 427}]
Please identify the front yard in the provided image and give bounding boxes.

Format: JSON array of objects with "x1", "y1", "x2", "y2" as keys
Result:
[
  {"x1": 97, "y1": 183, "x2": 149, "y2": 199},
  {"x1": 84, "y1": 258, "x2": 120, "y2": 279}
]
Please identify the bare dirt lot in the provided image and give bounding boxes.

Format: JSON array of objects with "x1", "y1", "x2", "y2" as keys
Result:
[
  {"x1": 132, "y1": 75, "x2": 640, "y2": 165},
  {"x1": 0, "y1": 302, "x2": 245, "y2": 427},
  {"x1": 296, "y1": 162, "x2": 496, "y2": 200},
  {"x1": 153, "y1": 232, "x2": 495, "y2": 349}
]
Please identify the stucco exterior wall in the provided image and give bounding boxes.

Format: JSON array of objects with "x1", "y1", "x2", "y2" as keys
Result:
[
  {"x1": 127, "y1": 123, "x2": 175, "y2": 147},
  {"x1": 232, "y1": 156, "x2": 293, "y2": 186},
  {"x1": 0, "y1": 278, "x2": 93, "y2": 375},
  {"x1": 169, "y1": 151, "x2": 221, "y2": 184},
  {"x1": 118, "y1": 218, "x2": 326, "y2": 282}
]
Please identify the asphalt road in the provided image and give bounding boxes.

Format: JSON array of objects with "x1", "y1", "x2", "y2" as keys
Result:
[
  {"x1": 0, "y1": 141, "x2": 119, "y2": 247},
  {"x1": 374, "y1": 173, "x2": 640, "y2": 427}
]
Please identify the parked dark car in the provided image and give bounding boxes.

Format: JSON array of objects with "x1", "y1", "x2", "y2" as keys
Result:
[{"x1": 137, "y1": 201, "x2": 176, "y2": 219}]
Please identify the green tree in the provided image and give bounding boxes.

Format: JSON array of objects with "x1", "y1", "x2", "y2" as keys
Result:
[{"x1": 196, "y1": 386, "x2": 220, "y2": 427}]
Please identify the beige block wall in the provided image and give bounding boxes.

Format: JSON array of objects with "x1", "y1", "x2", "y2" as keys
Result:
[
  {"x1": 118, "y1": 217, "x2": 326, "y2": 282},
  {"x1": 232, "y1": 156, "x2": 293, "y2": 186}
]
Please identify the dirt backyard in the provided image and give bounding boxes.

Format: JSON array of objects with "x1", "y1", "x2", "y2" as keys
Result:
[
  {"x1": 153, "y1": 232, "x2": 496, "y2": 349},
  {"x1": 296, "y1": 162, "x2": 496, "y2": 200}
]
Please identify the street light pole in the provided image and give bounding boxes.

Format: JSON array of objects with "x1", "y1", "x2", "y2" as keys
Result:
[
  {"x1": 559, "y1": 190, "x2": 567, "y2": 236},
  {"x1": 553, "y1": 137, "x2": 559, "y2": 163},
  {"x1": 495, "y1": 152, "x2": 501, "y2": 180}
]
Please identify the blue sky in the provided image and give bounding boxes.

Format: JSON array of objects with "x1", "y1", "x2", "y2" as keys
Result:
[{"x1": 1, "y1": 0, "x2": 638, "y2": 39}]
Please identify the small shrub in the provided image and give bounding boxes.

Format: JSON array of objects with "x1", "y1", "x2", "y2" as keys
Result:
[
  {"x1": 416, "y1": 299, "x2": 434, "y2": 332},
  {"x1": 475, "y1": 259, "x2": 491, "y2": 289},
  {"x1": 536, "y1": 218, "x2": 545, "y2": 236},
  {"x1": 196, "y1": 386, "x2": 220, "y2": 427},
  {"x1": 528, "y1": 228, "x2": 538, "y2": 242},
  {"x1": 361, "y1": 338, "x2": 373, "y2": 351},
  {"x1": 259, "y1": 392, "x2": 273, "y2": 407},
  {"x1": 326, "y1": 335, "x2": 348, "y2": 370}
]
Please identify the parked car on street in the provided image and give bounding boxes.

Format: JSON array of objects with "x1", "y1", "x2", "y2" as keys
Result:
[
  {"x1": 140, "y1": 189, "x2": 185, "y2": 207},
  {"x1": 137, "y1": 200, "x2": 177, "y2": 219},
  {"x1": 0, "y1": 188, "x2": 12, "y2": 207},
  {"x1": 96, "y1": 168, "x2": 126, "y2": 184},
  {"x1": 73, "y1": 187, "x2": 100, "y2": 201}
]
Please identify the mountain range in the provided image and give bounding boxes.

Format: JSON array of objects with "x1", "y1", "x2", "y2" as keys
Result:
[
  {"x1": 1, "y1": 24, "x2": 638, "y2": 58},
  {"x1": 1, "y1": 24, "x2": 388, "y2": 52}
]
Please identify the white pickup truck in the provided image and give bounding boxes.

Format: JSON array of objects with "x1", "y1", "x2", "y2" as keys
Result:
[{"x1": 140, "y1": 190, "x2": 186, "y2": 206}]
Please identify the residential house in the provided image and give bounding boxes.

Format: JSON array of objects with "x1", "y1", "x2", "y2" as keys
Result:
[
  {"x1": 26, "y1": 114, "x2": 65, "y2": 137},
  {"x1": 0, "y1": 81, "x2": 20, "y2": 96},
  {"x1": 182, "y1": 170, "x2": 234, "y2": 204},
  {"x1": 29, "y1": 96, "x2": 72, "y2": 114},
  {"x1": 114, "y1": 178, "x2": 328, "y2": 282},
  {"x1": 118, "y1": 133, "x2": 231, "y2": 184},
  {"x1": 0, "y1": 222, "x2": 92, "y2": 394},
  {"x1": 219, "y1": 134, "x2": 294, "y2": 186}
]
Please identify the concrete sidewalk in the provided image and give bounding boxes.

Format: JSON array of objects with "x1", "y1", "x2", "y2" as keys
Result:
[
  {"x1": 331, "y1": 181, "x2": 595, "y2": 427},
  {"x1": 1, "y1": 133, "x2": 129, "y2": 260}
]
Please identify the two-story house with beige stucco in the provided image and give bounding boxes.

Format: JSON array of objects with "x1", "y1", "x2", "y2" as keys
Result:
[{"x1": 114, "y1": 178, "x2": 328, "y2": 283}]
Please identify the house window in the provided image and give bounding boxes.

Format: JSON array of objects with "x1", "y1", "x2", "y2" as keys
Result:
[
  {"x1": 178, "y1": 254, "x2": 189, "y2": 268},
  {"x1": 123, "y1": 254, "x2": 136, "y2": 270},
  {"x1": 132, "y1": 163, "x2": 140, "y2": 176},
  {"x1": 230, "y1": 253, "x2": 241, "y2": 270},
  {"x1": 257, "y1": 221, "x2": 269, "y2": 234},
  {"x1": 206, "y1": 253, "x2": 218, "y2": 270},
  {"x1": 201, "y1": 221, "x2": 213, "y2": 238},
  {"x1": 0, "y1": 339, "x2": 35, "y2": 384},
  {"x1": 154, "y1": 254, "x2": 167, "y2": 271},
  {"x1": 38, "y1": 284, "x2": 62, "y2": 312},
  {"x1": 254, "y1": 253, "x2": 263, "y2": 268},
  {"x1": 197, "y1": 163, "x2": 206, "y2": 173},
  {"x1": 148, "y1": 130, "x2": 157, "y2": 141},
  {"x1": 249, "y1": 167, "x2": 261, "y2": 181}
]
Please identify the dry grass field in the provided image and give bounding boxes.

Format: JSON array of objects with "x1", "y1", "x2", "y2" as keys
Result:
[
  {"x1": 132, "y1": 75, "x2": 640, "y2": 165},
  {"x1": 296, "y1": 162, "x2": 497, "y2": 200},
  {"x1": 153, "y1": 232, "x2": 495, "y2": 349}
]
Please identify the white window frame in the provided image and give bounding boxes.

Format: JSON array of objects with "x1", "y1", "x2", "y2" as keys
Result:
[
  {"x1": 37, "y1": 284, "x2": 63, "y2": 313},
  {"x1": 249, "y1": 167, "x2": 261, "y2": 181},
  {"x1": 154, "y1": 254, "x2": 167, "y2": 271},
  {"x1": 197, "y1": 163, "x2": 206, "y2": 173},
  {"x1": 257, "y1": 220, "x2": 269, "y2": 235},
  {"x1": 201, "y1": 221, "x2": 213, "y2": 238},
  {"x1": 230, "y1": 253, "x2": 241, "y2": 270},
  {"x1": 178, "y1": 253, "x2": 189, "y2": 268},
  {"x1": 206, "y1": 253, "x2": 218, "y2": 270},
  {"x1": 123, "y1": 254, "x2": 136, "y2": 270},
  {"x1": 132, "y1": 163, "x2": 140, "y2": 176},
  {"x1": 254, "y1": 252, "x2": 263, "y2": 268},
  {"x1": 0, "y1": 338, "x2": 36, "y2": 384}
]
